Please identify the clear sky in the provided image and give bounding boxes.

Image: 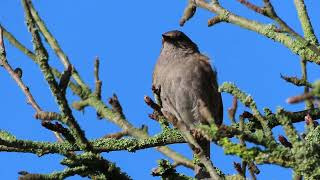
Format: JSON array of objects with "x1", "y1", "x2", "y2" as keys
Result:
[{"x1": 0, "y1": 0, "x2": 319, "y2": 179}]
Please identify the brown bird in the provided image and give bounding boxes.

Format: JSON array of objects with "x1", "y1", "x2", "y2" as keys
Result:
[{"x1": 152, "y1": 30, "x2": 223, "y2": 178}]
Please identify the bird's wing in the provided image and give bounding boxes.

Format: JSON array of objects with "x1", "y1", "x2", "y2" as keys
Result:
[{"x1": 193, "y1": 54, "x2": 223, "y2": 125}]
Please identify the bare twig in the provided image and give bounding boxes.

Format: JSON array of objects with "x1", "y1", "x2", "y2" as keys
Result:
[
  {"x1": 194, "y1": 0, "x2": 320, "y2": 64},
  {"x1": 228, "y1": 97, "x2": 238, "y2": 124},
  {"x1": 248, "y1": 162, "x2": 259, "y2": 180},
  {"x1": 34, "y1": 112, "x2": 63, "y2": 121},
  {"x1": 286, "y1": 92, "x2": 314, "y2": 104},
  {"x1": 180, "y1": 0, "x2": 197, "y2": 26},
  {"x1": 280, "y1": 74, "x2": 313, "y2": 88},
  {"x1": 300, "y1": 59, "x2": 314, "y2": 109},
  {"x1": 2, "y1": 25, "x2": 86, "y2": 100},
  {"x1": 239, "y1": 115, "x2": 247, "y2": 178},
  {"x1": 109, "y1": 94, "x2": 125, "y2": 119},
  {"x1": 2, "y1": 26, "x2": 37, "y2": 60},
  {"x1": 27, "y1": 0, "x2": 90, "y2": 93},
  {"x1": 0, "y1": 26, "x2": 64, "y2": 142},
  {"x1": 278, "y1": 135, "x2": 293, "y2": 148},
  {"x1": 262, "y1": 0, "x2": 320, "y2": 56},
  {"x1": 41, "y1": 121, "x2": 75, "y2": 143},
  {"x1": 103, "y1": 131, "x2": 129, "y2": 139},
  {"x1": 22, "y1": 0, "x2": 91, "y2": 150},
  {"x1": 14, "y1": 68, "x2": 23, "y2": 78},
  {"x1": 305, "y1": 114, "x2": 318, "y2": 128},
  {"x1": 59, "y1": 65, "x2": 73, "y2": 95},
  {"x1": 236, "y1": 0, "x2": 264, "y2": 14},
  {"x1": 233, "y1": 162, "x2": 243, "y2": 176},
  {"x1": 94, "y1": 57, "x2": 102, "y2": 100},
  {"x1": 144, "y1": 96, "x2": 162, "y2": 115},
  {"x1": 208, "y1": 16, "x2": 223, "y2": 27}
]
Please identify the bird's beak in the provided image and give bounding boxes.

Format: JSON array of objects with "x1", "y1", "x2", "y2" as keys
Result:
[{"x1": 162, "y1": 33, "x2": 173, "y2": 41}]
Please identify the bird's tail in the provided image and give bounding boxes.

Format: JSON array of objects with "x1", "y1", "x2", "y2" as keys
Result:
[{"x1": 161, "y1": 99, "x2": 212, "y2": 178}]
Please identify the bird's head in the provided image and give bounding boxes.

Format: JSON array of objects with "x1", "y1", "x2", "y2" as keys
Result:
[{"x1": 161, "y1": 30, "x2": 199, "y2": 53}]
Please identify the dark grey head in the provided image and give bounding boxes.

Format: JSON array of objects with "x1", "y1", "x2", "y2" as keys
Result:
[{"x1": 162, "y1": 30, "x2": 199, "y2": 52}]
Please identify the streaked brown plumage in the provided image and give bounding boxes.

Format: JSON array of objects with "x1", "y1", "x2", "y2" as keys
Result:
[{"x1": 152, "y1": 30, "x2": 223, "y2": 178}]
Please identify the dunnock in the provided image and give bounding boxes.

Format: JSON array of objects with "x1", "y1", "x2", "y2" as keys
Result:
[{"x1": 152, "y1": 30, "x2": 223, "y2": 178}]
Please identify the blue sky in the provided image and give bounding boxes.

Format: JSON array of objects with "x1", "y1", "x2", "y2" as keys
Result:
[{"x1": 0, "y1": 0, "x2": 319, "y2": 179}]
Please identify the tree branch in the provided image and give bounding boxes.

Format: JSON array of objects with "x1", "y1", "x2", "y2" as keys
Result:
[
  {"x1": 1, "y1": 26, "x2": 37, "y2": 60},
  {"x1": 0, "y1": 26, "x2": 65, "y2": 142},
  {"x1": 194, "y1": 0, "x2": 320, "y2": 64},
  {"x1": 22, "y1": 0, "x2": 91, "y2": 150},
  {"x1": 19, "y1": 166, "x2": 91, "y2": 180},
  {"x1": 293, "y1": 0, "x2": 319, "y2": 45},
  {"x1": 219, "y1": 82, "x2": 276, "y2": 147},
  {"x1": 27, "y1": 1, "x2": 90, "y2": 93},
  {"x1": 236, "y1": 0, "x2": 264, "y2": 14}
]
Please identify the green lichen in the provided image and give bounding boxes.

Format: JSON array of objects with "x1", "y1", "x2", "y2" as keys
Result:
[
  {"x1": 312, "y1": 80, "x2": 320, "y2": 96},
  {"x1": 226, "y1": 174, "x2": 246, "y2": 180},
  {"x1": 0, "y1": 130, "x2": 16, "y2": 141},
  {"x1": 152, "y1": 159, "x2": 193, "y2": 180},
  {"x1": 218, "y1": 138, "x2": 260, "y2": 160}
]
